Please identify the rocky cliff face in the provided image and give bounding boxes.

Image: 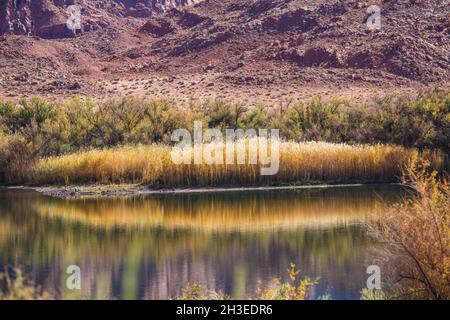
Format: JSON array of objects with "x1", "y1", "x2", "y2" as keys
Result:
[
  {"x1": 0, "y1": 0, "x2": 200, "y2": 38},
  {"x1": 0, "y1": 0, "x2": 448, "y2": 100}
]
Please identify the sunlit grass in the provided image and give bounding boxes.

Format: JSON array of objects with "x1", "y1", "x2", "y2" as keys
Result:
[{"x1": 29, "y1": 141, "x2": 440, "y2": 187}]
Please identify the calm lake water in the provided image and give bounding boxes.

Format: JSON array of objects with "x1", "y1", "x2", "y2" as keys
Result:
[{"x1": 0, "y1": 186, "x2": 406, "y2": 300}]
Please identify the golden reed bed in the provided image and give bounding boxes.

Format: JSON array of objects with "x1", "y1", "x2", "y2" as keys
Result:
[{"x1": 29, "y1": 141, "x2": 442, "y2": 187}]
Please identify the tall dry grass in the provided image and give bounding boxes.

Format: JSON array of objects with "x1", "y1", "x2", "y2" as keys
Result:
[{"x1": 29, "y1": 141, "x2": 442, "y2": 187}]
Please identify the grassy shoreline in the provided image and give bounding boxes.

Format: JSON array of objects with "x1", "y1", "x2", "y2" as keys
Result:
[
  {"x1": 0, "y1": 139, "x2": 444, "y2": 199},
  {"x1": 1, "y1": 88, "x2": 449, "y2": 185}
]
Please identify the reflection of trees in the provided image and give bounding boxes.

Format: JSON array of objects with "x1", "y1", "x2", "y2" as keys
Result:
[{"x1": 0, "y1": 187, "x2": 403, "y2": 299}]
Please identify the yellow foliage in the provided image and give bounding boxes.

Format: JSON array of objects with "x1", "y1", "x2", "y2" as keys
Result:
[
  {"x1": 29, "y1": 142, "x2": 433, "y2": 187},
  {"x1": 369, "y1": 157, "x2": 450, "y2": 299},
  {"x1": 0, "y1": 268, "x2": 51, "y2": 300},
  {"x1": 176, "y1": 263, "x2": 317, "y2": 300},
  {"x1": 255, "y1": 263, "x2": 319, "y2": 300}
]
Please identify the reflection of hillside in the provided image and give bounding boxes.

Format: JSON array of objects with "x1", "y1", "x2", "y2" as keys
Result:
[
  {"x1": 0, "y1": 187, "x2": 403, "y2": 299},
  {"x1": 30, "y1": 186, "x2": 402, "y2": 232}
]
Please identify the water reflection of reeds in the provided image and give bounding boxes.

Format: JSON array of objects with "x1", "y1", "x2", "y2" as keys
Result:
[
  {"x1": 0, "y1": 187, "x2": 405, "y2": 299},
  {"x1": 30, "y1": 187, "x2": 401, "y2": 232}
]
